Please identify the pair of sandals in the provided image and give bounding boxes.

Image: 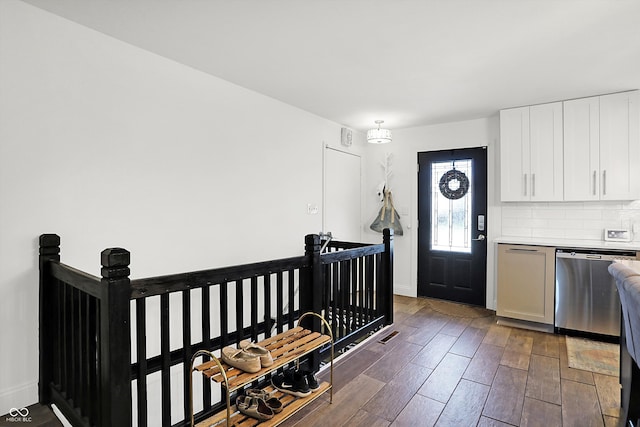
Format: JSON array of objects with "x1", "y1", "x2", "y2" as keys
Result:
[
  {"x1": 221, "y1": 340, "x2": 273, "y2": 373},
  {"x1": 236, "y1": 389, "x2": 283, "y2": 421}
]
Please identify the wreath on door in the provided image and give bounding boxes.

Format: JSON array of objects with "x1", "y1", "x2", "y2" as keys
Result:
[{"x1": 439, "y1": 169, "x2": 469, "y2": 200}]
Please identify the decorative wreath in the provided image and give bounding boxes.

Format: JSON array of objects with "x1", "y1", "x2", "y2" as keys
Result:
[{"x1": 439, "y1": 169, "x2": 469, "y2": 200}]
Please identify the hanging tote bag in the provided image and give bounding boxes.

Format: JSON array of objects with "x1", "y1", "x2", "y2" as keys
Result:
[{"x1": 370, "y1": 189, "x2": 403, "y2": 235}]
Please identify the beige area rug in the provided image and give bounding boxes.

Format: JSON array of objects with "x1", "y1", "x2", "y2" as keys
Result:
[
  {"x1": 424, "y1": 298, "x2": 494, "y2": 318},
  {"x1": 566, "y1": 336, "x2": 619, "y2": 376}
]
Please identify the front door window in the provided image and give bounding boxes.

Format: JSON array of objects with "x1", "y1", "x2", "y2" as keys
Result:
[{"x1": 431, "y1": 159, "x2": 472, "y2": 253}]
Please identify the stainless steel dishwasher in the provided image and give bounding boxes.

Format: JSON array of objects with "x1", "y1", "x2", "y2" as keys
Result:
[{"x1": 555, "y1": 248, "x2": 638, "y2": 337}]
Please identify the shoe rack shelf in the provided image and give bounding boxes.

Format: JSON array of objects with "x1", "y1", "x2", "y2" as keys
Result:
[{"x1": 190, "y1": 312, "x2": 334, "y2": 427}]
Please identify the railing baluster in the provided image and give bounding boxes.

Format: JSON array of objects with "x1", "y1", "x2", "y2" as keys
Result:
[
  {"x1": 288, "y1": 272, "x2": 295, "y2": 329},
  {"x1": 322, "y1": 265, "x2": 330, "y2": 330},
  {"x1": 235, "y1": 280, "x2": 244, "y2": 343},
  {"x1": 79, "y1": 294, "x2": 87, "y2": 418},
  {"x1": 350, "y1": 259, "x2": 357, "y2": 331},
  {"x1": 160, "y1": 294, "x2": 170, "y2": 427},
  {"x1": 366, "y1": 255, "x2": 374, "y2": 322},
  {"x1": 276, "y1": 272, "x2": 284, "y2": 334},
  {"x1": 357, "y1": 257, "x2": 364, "y2": 328},
  {"x1": 220, "y1": 282, "x2": 229, "y2": 348},
  {"x1": 136, "y1": 298, "x2": 148, "y2": 427},
  {"x1": 201, "y1": 286, "x2": 212, "y2": 410},
  {"x1": 250, "y1": 277, "x2": 258, "y2": 341},
  {"x1": 264, "y1": 274, "x2": 271, "y2": 338},
  {"x1": 88, "y1": 295, "x2": 99, "y2": 423},
  {"x1": 182, "y1": 289, "x2": 192, "y2": 424},
  {"x1": 332, "y1": 263, "x2": 339, "y2": 339}
]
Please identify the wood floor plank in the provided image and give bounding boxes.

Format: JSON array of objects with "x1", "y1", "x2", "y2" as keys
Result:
[
  {"x1": 405, "y1": 323, "x2": 442, "y2": 347},
  {"x1": 505, "y1": 334, "x2": 534, "y2": 354},
  {"x1": 449, "y1": 326, "x2": 487, "y2": 358},
  {"x1": 418, "y1": 353, "x2": 470, "y2": 403},
  {"x1": 345, "y1": 409, "x2": 391, "y2": 427},
  {"x1": 561, "y1": 379, "x2": 604, "y2": 427},
  {"x1": 525, "y1": 354, "x2": 561, "y2": 405},
  {"x1": 411, "y1": 333, "x2": 457, "y2": 369},
  {"x1": 520, "y1": 397, "x2": 562, "y2": 427},
  {"x1": 593, "y1": 372, "x2": 621, "y2": 418},
  {"x1": 530, "y1": 331, "x2": 560, "y2": 358},
  {"x1": 476, "y1": 416, "x2": 515, "y2": 427},
  {"x1": 482, "y1": 325, "x2": 512, "y2": 347},
  {"x1": 470, "y1": 316, "x2": 498, "y2": 330},
  {"x1": 362, "y1": 363, "x2": 433, "y2": 421},
  {"x1": 319, "y1": 346, "x2": 381, "y2": 393},
  {"x1": 363, "y1": 340, "x2": 423, "y2": 383},
  {"x1": 500, "y1": 348, "x2": 531, "y2": 370},
  {"x1": 499, "y1": 334, "x2": 534, "y2": 370},
  {"x1": 390, "y1": 394, "x2": 444, "y2": 427},
  {"x1": 482, "y1": 365, "x2": 528, "y2": 425},
  {"x1": 300, "y1": 373, "x2": 386, "y2": 427},
  {"x1": 463, "y1": 343, "x2": 504, "y2": 385},
  {"x1": 440, "y1": 316, "x2": 472, "y2": 337},
  {"x1": 435, "y1": 379, "x2": 490, "y2": 427},
  {"x1": 605, "y1": 415, "x2": 621, "y2": 427}
]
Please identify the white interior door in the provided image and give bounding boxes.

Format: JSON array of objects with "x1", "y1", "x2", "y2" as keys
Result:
[{"x1": 323, "y1": 145, "x2": 361, "y2": 242}]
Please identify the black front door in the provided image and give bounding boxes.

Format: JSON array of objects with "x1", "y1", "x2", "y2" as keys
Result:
[{"x1": 417, "y1": 147, "x2": 487, "y2": 306}]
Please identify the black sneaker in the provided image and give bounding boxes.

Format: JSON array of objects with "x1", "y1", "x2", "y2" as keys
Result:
[
  {"x1": 301, "y1": 370, "x2": 320, "y2": 391},
  {"x1": 271, "y1": 371, "x2": 311, "y2": 397}
]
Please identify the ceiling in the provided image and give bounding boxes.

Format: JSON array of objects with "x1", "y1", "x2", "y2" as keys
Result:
[{"x1": 21, "y1": 0, "x2": 640, "y2": 132}]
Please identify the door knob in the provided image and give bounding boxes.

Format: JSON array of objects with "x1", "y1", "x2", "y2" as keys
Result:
[{"x1": 472, "y1": 234, "x2": 486, "y2": 241}]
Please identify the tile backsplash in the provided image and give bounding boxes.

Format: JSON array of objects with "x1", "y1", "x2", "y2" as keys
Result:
[{"x1": 501, "y1": 200, "x2": 640, "y2": 241}]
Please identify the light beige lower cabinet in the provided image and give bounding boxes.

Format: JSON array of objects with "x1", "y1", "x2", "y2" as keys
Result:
[{"x1": 497, "y1": 244, "x2": 556, "y2": 325}]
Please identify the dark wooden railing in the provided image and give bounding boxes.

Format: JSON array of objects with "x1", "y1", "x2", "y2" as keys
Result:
[{"x1": 38, "y1": 230, "x2": 393, "y2": 427}]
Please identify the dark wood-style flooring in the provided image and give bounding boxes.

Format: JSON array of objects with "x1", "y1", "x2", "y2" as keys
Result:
[{"x1": 284, "y1": 295, "x2": 621, "y2": 427}]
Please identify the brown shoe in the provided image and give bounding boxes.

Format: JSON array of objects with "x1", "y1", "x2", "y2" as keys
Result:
[
  {"x1": 236, "y1": 395, "x2": 274, "y2": 421},
  {"x1": 246, "y1": 389, "x2": 283, "y2": 413},
  {"x1": 220, "y1": 346, "x2": 261, "y2": 373},
  {"x1": 239, "y1": 340, "x2": 274, "y2": 367}
]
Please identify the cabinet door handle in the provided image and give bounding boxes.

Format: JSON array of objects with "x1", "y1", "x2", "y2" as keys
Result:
[
  {"x1": 506, "y1": 248, "x2": 539, "y2": 253},
  {"x1": 524, "y1": 174, "x2": 527, "y2": 196},
  {"x1": 603, "y1": 170, "x2": 607, "y2": 196},
  {"x1": 592, "y1": 171, "x2": 596, "y2": 196},
  {"x1": 532, "y1": 173, "x2": 535, "y2": 197}
]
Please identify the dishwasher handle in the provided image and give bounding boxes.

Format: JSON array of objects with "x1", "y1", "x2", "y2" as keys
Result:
[{"x1": 556, "y1": 250, "x2": 637, "y2": 261}]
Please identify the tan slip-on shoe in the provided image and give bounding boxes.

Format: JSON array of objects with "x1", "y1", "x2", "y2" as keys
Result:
[
  {"x1": 239, "y1": 340, "x2": 274, "y2": 367},
  {"x1": 245, "y1": 389, "x2": 283, "y2": 413},
  {"x1": 236, "y1": 395, "x2": 274, "y2": 421},
  {"x1": 220, "y1": 346, "x2": 261, "y2": 373}
]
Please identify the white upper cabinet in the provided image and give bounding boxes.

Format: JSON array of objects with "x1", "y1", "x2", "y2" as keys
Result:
[
  {"x1": 500, "y1": 102, "x2": 563, "y2": 202},
  {"x1": 564, "y1": 90, "x2": 640, "y2": 201},
  {"x1": 600, "y1": 91, "x2": 640, "y2": 200},
  {"x1": 563, "y1": 96, "x2": 600, "y2": 200}
]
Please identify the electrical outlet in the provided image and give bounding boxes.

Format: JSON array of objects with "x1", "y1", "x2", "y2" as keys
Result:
[{"x1": 307, "y1": 204, "x2": 319, "y2": 215}]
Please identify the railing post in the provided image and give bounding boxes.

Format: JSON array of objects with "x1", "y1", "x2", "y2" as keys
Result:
[
  {"x1": 301, "y1": 234, "x2": 322, "y2": 370},
  {"x1": 382, "y1": 228, "x2": 394, "y2": 325},
  {"x1": 39, "y1": 234, "x2": 61, "y2": 404},
  {"x1": 301, "y1": 234, "x2": 323, "y2": 324},
  {"x1": 100, "y1": 248, "x2": 132, "y2": 427}
]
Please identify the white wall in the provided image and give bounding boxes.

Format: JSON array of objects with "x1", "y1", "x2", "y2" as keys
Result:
[
  {"x1": 363, "y1": 117, "x2": 501, "y2": 309},
  {"x1": 0, "y1": 1, "x2": 366, "y2": 414}
]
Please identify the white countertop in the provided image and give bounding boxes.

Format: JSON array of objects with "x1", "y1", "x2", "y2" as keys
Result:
[{"x1": 494, "y1": 236, "x2": 640, "y2": 251}]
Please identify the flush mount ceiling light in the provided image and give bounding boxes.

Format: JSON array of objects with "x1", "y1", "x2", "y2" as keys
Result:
[{"x1": 367, "y1": 120, "x2": 392, "y2": 144}]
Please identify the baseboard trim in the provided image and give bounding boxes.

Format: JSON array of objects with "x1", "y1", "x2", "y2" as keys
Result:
[
  {"x1": 0, "y1": 380, "x2": 38, "y2": 416},
  {"x1": 496, "y1": 317, "x2": 554, "y2": 334}
]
